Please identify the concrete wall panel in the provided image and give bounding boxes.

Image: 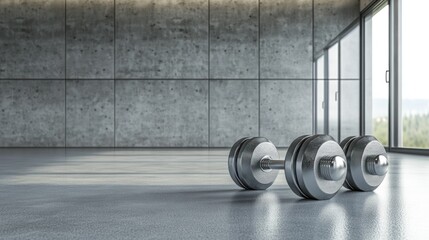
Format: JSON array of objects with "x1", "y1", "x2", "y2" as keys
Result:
[
  {"x1": 66, "y1": 80, "x2": 114, "y2": 147},
  {"x1": 0, "y1": 80, "x2": 65, "y2": 147},
  {"x1": 210, "y1": 0, "x2": 258, "y2": 79},
  {"x1": 210, "y1": 80, "x2": 259, "y2": 147},
  {"x1": 116, "y1": 0, "x2": 208, "y2": 79},
  {"x1": 260, "y1": 0, "x2": 313, "y2": 79},
  {"x1": 116, "y1": 80, "x2": 208, "y2": 147},
  {"x1": 66, "y1": 0, "x2": 114, "y2": 79},
  {"x1": 260, "y1": 80, "x2": 312, "y2": 147},
  {"x1": 0, "y1": 0, "x2": 65, "y2": 78}
]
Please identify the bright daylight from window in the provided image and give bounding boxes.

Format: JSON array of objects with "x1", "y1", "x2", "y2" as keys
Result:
[
  {"x1": 369, "y1": 0, "x2": 429, "y2": 148},
  {"x1": 400, "y1": 0, "x2": 429, "y2": 148}
]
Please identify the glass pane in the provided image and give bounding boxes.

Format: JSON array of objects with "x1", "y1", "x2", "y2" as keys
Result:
[
  {"x1": 316, "y1": 56, "x2": 324, "y2": 80},
  {"x1": 340, "y1": 26, "x2": 360, "y2": 79},
  {"x1": 340, "y1": 26, "x2": 360, "y2": 141},
  {"x1": 399, "y1": 0, "x2": 429, "y2": 148},
  {"x1": 329, "y1": 44, "x2": 339, "y2": 80},
  {"x1": 328, "y1": 43, "x2": 339, "y2": 141},
  {"x1": 364, "y1": 5, "x2": 389, "y2": 146},
  {"x1": 316, "y1": 56, "x2": 325, "y2": 133},
  {"x1": 340, "y1": 80, "x2": 360, "y2": 140}
]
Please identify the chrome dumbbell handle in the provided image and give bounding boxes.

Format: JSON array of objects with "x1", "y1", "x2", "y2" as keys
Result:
[
  {"x1": 259, "y1": 156, "x2": 284, "y2": 171},
  {"x1": 259, "y1": 155, "x2": 347, "y2": 181}
]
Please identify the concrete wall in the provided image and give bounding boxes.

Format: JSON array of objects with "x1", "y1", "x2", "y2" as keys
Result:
[
  {"x1": 314, "y1": 0, "x2": 360, "y2": 56},
  {"x1": 360, "y1": 0, "x2": 375, "y2": 10},
  {"x1": 0, "y1": 0, "x2": 359, "y2": 147}
]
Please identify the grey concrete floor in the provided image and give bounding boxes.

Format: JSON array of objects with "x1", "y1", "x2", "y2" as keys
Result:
[{"x1": 0, "y1": 148, "x2": 428, "y2": 239}]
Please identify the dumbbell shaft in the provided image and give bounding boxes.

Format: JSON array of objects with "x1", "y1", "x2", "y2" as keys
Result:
[
  {"x1": 260, "y1": 156, "x2": 347, "y2": 181},
  {"x1": 260, "y1": 158, "x2": 284, "y2": 170}
]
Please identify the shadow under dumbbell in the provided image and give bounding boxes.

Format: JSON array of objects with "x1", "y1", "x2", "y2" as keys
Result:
[
  {"x1": 228, "y1": 189, "x2": 298, "y2": 204},
  {"x1": 158, "y1": 188, "x2": 240, "y2": 195},
  {"x1": 149, "y1": 187, "x2": 299, "y2": 204}
]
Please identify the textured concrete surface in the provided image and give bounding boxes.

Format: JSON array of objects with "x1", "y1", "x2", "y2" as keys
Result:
[
  {"x1": 260, "y1": 0, "x2": 313, "y2": 79},
  {"x1": 115, "y1": 80, "x2": 209, "y2": 147},
  {"x1": 0, "y1": 149, "x2": 427, "y2": 239},
  {"x1": 0, "y1": 0, "x2": 362, "y2": 147},
  {"x1": 260, "y1": 80, "x2": 312, "y2": 147},
  {"x1": 314, "y1": 0, "x2": 360, "y2": 56},
  {"x1": 209, "y1": 0, "x2": 258, "y2": 79},
  {"x1": 209, "y1": 80, "x2": 259, "y2": 147},
  {"x1": 360, "y1": 0, "x2": 374, "y2": 10},
  {"x1": 116, "y1": 0, "x2": 208, "y2": 78},
  {"x1": 66, "y1": 0, "x2": 114, "y2": 79},
  {"x1": 66, "y1": 80, "x2": 114, "y2": 147},
  {"x1": 0, "y1": 80, "x2": 65, "y2": 147},
  {"x1": 0, "y1": 0, "x2": 65, "y2": 78}
]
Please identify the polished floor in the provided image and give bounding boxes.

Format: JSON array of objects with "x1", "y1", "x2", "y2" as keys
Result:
[{"x1": 0, "y1": 148, "x2": 428, "y2": 239}]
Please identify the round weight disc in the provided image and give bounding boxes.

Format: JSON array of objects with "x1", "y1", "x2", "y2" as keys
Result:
[
  {"x1": 348, "y1": 136, "x2": 387, "y2": 191},
  {"x1": 228, "y1": 137, "x2": 252, "y2": 189},
  {"x1": 284, "y1": 135, "x2": 311, "y2": 199},
  {"x1": 295, "y1": 135, "x2": 347, "y2": 200},
  {"x1": 340, "y1": 136, "x2": 356, "y2": 152},
  {"x1": 294, "y1": 135, "x2": 321, "y2": 199},
  {"x1": 339, "y1": 136, "x2": 358, "y2": 190},
  {"x1": 236, "y1": 137, "x2": 279, "y2": 190}
]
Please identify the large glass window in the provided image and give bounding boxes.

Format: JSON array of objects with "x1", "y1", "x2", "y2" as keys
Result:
[
  {"x1": 364, "y1": 4, "x2": 390, "y2": 146},
  {"x1": 340, "y1": 26, "x2": 360, "y2": 141},
  {"x1": 399, "y1": 0, "x2": 429, "y2": 148},
  {"x1": 314, "y1": 26, "x2": 360, "y2": 141},
  {"x1": 314, "y1": 0, "x2": 429, "y2": 152}
]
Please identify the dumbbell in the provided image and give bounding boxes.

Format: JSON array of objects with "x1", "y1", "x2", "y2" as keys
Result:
[
  {"x1": 340, "y1": 136, "x2": 389, "y2": 191},
  {"x1": 228, "y1": 135, "x2": 347, "y2": 200}
]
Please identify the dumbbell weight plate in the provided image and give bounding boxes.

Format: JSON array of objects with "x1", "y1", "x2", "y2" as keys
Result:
[
  {"x1": 294, "y1": 134, "x2": 322, "y2": 199},
  {"x1": 295, "y1": 135, "x2": 347, "y2": 200},
  {"x1": 228, "y1": 137, "x2": 252, "y2": 189},
  {"x1": 284, "y1": 135, "x2": 311, "y2": 199},
  {"x1": 346, "y1": 136, "x2": 387, "y2": 191},
  {"x1": 339, "y1": 136, "x2": 358, "y2": 190},
  {"x1": 236, "y1": 137, "x2": 279, "y2": 190}
]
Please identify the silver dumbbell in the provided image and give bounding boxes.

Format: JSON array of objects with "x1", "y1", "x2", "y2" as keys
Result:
[
  {"x1": 228, "y1": 135, "x2": 347, "y2": 200},
  {"x1": 340, "y1": 136, "x2": 389, "y2": 191}
]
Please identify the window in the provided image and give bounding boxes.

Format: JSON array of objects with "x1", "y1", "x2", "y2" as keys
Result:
[
  {"x1": 316, "y1": 56, "x2": 325, "y2": 134},
  {"x1": 398, "y1": 0, "x2": 429, "y2": 148},
  {"x1": 340, "y1": 26, "x2": 360, "y2": 141},
  {"x1": 364, "y1": 4, "x2": 389, "y2": 146}
]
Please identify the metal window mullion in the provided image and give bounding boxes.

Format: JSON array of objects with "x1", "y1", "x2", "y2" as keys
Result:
[
  {"x1": 324, "y1": 49, "x2": 329, "y2": 135},
  {"x1": 338, "y1": 41, "x2": 341, "y2": 141}
]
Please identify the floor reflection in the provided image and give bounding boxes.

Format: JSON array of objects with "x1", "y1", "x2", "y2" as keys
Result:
[{"x1": 0, "y1": 149, "x2": 428, "y2": 239}]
